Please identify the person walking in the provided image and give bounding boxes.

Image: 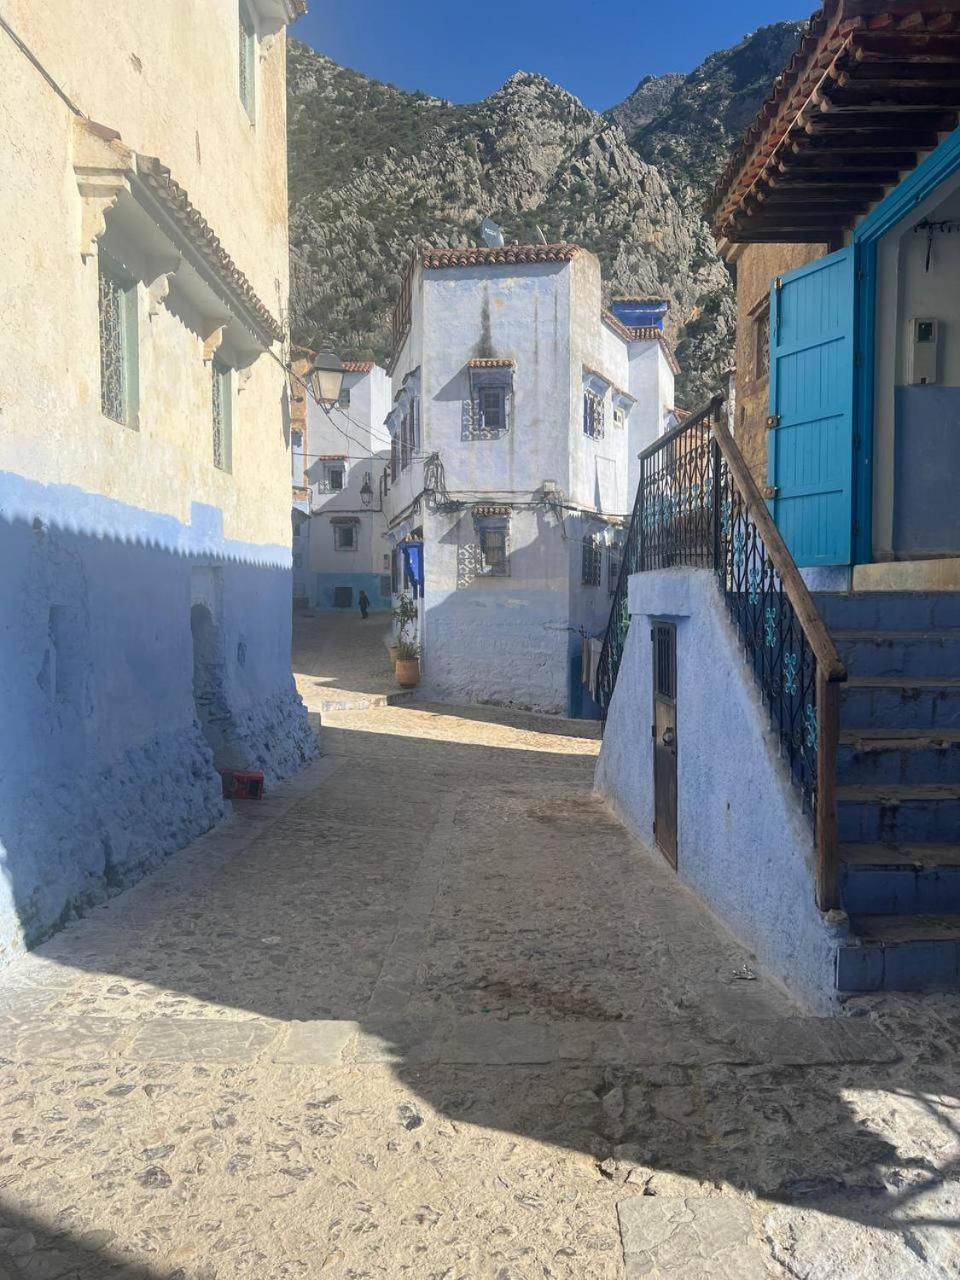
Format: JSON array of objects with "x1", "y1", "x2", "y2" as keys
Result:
[{"x1": 358, "y1": 589, "x2": 369, "y2": 620}]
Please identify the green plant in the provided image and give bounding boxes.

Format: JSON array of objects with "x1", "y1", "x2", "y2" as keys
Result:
[
  {"x1": 395, "y1": 639, "x2": 419, "y2": 661},
  {"x1": 392, "y1": 591, "x2": 418, "y2": 631}
]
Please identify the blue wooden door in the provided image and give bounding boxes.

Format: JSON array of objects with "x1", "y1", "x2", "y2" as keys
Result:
[{"x1": 769, "y1": 247, "x2": 855, "y2": 565}]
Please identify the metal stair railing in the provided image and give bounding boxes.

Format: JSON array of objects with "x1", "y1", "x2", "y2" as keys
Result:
[{"x1": 596, "y1": 391, "x2": 847, "y2": 910}]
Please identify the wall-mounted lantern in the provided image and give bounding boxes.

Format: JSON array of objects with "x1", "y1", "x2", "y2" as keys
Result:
[
  {"x1": 308, "y1": 347, "x2": 345, "y2": 406},
  {"x1": 360, "y1": 472, "x2": 374, "y2": 507}
]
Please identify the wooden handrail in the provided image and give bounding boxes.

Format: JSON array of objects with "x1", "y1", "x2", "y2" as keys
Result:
[{"x1": 711, "y1": 414, "x2": 847, "y2": 685}]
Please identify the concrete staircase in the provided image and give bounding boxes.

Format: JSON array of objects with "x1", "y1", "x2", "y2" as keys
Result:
[{"x1": 813, "y1": 592, "x2": 960, "y2": 992}]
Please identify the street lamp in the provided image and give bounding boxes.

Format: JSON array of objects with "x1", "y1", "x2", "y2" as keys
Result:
[
  {"x1": 360, "y1": 473, "x2": 373, "y2": 507},
  {"x1": 308, "y1": 347, "x2": 344, "y2": 406}
]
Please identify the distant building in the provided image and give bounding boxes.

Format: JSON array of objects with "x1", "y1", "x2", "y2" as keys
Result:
[
  {"x1": 290, "y1": 357, "x2": 393, "y2": 611},
  {"x1": 384, "y1": 243, "x2": 677, "y2": 715},
  {"x1": 0, "y1": 0, "x2": 313, "y2": 963}
]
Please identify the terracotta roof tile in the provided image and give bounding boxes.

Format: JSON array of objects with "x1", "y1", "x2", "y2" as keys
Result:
[
  {"x1": 601, "y1": 312, "x2": 681, "y2": 375},
  {"x1": 422, "y1": 243, "x2": 581, "y2": 269},
  {"x1": 342, "y1": 361, "x2": 374, "y2": 373},
  {"x1": 135, "y1": 155, "x2": 283, "y2": 343},
  {"x1": 468, "y1": 357, "x2": 515, "y2": 368}
]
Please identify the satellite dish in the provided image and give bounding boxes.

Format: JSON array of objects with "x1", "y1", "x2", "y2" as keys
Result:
[{"x1": 480, "y1": 217, "x2": 505, "y2": 248}]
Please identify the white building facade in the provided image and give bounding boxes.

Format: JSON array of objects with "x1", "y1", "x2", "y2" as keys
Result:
[
  {"x1": 384, "y1": 243, "x2": 677, "y2": 716},
  {"x1": 291, "y1": 359, "x2": 393, "y2": 611},
  {"x1": 0, "y1": 1, "x2": 314, "y2": 963}
]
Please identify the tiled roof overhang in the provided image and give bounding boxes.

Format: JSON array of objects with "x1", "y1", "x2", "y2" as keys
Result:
[
  {"x1": 467, "y1": 357, "x2": 515, "y2": 368},
  {"x1": 134, "y1": 155, "x2": 283, "y2": 343},
  {"x1": 422, "y1": 243, "x2": 581, "y2": 269},
  {"x1": 342, "y1": 361, "x2": 374, "y2": 373},
  {"x1": 708, "y1": 1, "x2": 960, "y2": 244}
]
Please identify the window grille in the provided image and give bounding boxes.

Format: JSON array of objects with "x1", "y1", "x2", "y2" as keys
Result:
[
  {"x1": 754, "y1": 302, "x2": 770, "y2": 381},
  {"x1": 239, "y1": 2, "x2": 256, "y2": 119},
  {"x1": 212, "y1": 360, "x2": 232, "y2": 471},
  {"x1": 98, "y1": 254, "x2": 136, "y2": 425},
  {"x1": 608, "y1": 541, "x2": 622, "y2": 594},
  {"x1": 479, "y1": 523, "x2": 509, "y2": 576},
  {"x1": 465, "y1": 368, "x2": 512, "y2": 441},
  {"x1": 334, "y1": 524, "x2": 356, "y2": 550},
  {"x1": 583, "y1": 389, "x2": 604, "y2": 439},
  {"x1": 582, "y1": 532, "x2": 602, "y2": 585}
]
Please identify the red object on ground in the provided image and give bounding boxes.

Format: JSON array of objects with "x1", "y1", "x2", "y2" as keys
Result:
[{"x1": 220, "y1": 769, "x2": 264, "y2": 800}]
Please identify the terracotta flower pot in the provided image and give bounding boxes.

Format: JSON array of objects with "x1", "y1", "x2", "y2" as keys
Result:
[{"x1": 395, "y1": 657, "x2": 420, "y2": 689}]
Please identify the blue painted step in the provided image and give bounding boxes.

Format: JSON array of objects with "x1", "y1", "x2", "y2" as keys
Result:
[
  {"x1": 838, "y1": 785, "x2": 960, "y2": 842},
  {"x1": 838, "y1": 730, "x2": 960, "y2": 786},
  {"x1": 840, "y1": 843, "x2": 960, "y2": 914},
  {"x1": 832, "y1": 630, "x2": 960, "y2": 678},
  {"x1": 836, "y1": 916, "x2": 960, "y2": 991},
  {"x1": 815, "y1": 592, "x2": 960, "y2": 632},
  {"x1": 840, "y1": 678, "x2": 960, "y2": 730}
]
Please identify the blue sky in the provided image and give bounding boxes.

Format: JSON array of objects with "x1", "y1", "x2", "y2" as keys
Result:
[{"x1": 294, "y1": 1, "x2": 808, "y2": 111}]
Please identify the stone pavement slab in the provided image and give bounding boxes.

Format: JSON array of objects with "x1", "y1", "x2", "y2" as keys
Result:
[{"x1": 0, "y1": 693, "x2": 954, "y2": 1279}]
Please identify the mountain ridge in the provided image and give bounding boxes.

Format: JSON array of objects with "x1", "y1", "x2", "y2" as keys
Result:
[{"x1": 287, "y1": 20, "x2": 806, "y2": 404}]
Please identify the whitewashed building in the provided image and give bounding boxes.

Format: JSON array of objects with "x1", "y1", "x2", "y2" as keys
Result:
[
  {"x1": 291, "y1": 358, "x2": 393, "y2": 611},
  {"x1": 384, "y1": 243, "x2": 678, "y2": 716},
  {"x1": 0, "y1": 0, "x2": 313, "y2": 962}
]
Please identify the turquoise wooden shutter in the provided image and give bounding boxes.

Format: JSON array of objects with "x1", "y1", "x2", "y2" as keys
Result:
[{"x1": 768, "y1": 247, "x2": 855, "y2": 566}]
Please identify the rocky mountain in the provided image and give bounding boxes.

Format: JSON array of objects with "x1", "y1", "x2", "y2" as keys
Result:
[{"x1": 287, "y1": 20, "x2": 805, "y2": 405}]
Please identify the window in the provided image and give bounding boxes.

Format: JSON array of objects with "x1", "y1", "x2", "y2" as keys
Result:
[
  {"x1": 583, "y1": 389, "x2": 604, "y2": 440},
  {"x1": 379, "y1": 574, "x2": 391, "y2": 599},
  {"x1": 212, "y1": 359, "x2": 232, "y2": 471},
  {"x1": 390, "y1": 435, "x2": 399, "y2": 482},
  {"x1": 608, "y1": 540, "x2": 622, "y2": 594},
  {"x1": 478, "y1": 520, "x2": 510, "y2": 576},
  {"x1": 328, "y1": 465, "x2": 344, "y2": 491},
  {"x1": 754, "y1": 300, "x2": 770, "y2": 381},
  {"x1": 613, "y1": 406, "x2": 625, "y2": 431},
  {"x1": 293, "y1": 553, "x2": 303, "y2": 568},
  {"x1": 337, "y1": 387, "x2": 351, "y2": 408},
  {"x1": 238, "y1": 0, "x2": 256, "y2": 120},
  {"x1": 466, "y1": 367, "x2": 512, "y2": 441},
  {"x1": 334, "y1": 523, "x2": 357, "y2": 550},
  {"x1": 582, "y1": 532, "x2": 602, "y2": 586},
  {"x1": 98, "y1": 250, "x2": 138, "y2": 426}
]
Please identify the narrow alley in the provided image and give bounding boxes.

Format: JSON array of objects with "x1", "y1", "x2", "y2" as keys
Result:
[{"x1": 0, "y1": 622, "x2": 956, "y2": 1277}]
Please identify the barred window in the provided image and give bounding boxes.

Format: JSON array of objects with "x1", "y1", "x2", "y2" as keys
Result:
[
  {"x1": 239, "y1": 0, "x2": 256, "y2": 120},
  {"x1": 212, "y1": 360, "x2": 232, "y2": 471},
  {"x1": 583, "y1": 389, "x2": 604, "y2": 439},
  {"x1": 608, "y1": 539, "x2": 622, "y2": 594},
  {"x1": 334, "y1": 523, "x2": 356, "y2": 550},
  {"x1": 582, "y1": 532, "x2": 602, "y2": 586},
  {"x1": 98, "y1": 251, "x2": 137, "y2": 426},
  {"x1": 479, "y1": 522, "x2": 509, "y2": 576},
  {"x1": 465, "y1": 366, "x2": 512, "y2": 441}
]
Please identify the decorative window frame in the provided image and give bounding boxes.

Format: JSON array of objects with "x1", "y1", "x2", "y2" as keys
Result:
[
  {"x1": 464, "y1": 361, "x2": 514, "y2": 441},
  {"x1": 212, "y1": 357, "x2": 233, "y2": 471},
  {"x1": 332, "y1": 517, "x2": 360, "y2": 551},
  {"x1": 582, "y1": 369, "x2": 610, "y2": 441},
  {"x1": 457, "y1": 505, "x2": 512, "y2": 585},
  {"x1": 238, "y1": 0, "x2": 258, "y2": 122}
]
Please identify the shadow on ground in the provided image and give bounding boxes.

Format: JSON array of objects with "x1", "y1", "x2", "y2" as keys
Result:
[{"x1": 0, "y1": 707, "x2": 958, "y2": 1274}]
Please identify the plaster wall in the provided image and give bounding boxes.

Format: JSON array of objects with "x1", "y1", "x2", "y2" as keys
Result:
[
  {"x1": 730, "y1": 241, "x2": 828, "y2": 486},
  {"x1": 0, "y1": 6, "x2": 314, "y2": 962},
  {"x1": 625, "y1": 342, "x2": 675, "y2": 500},
  {"x1": 419, "y1": 506, "x2": 572, "y2": 714},
  {"x1": 595, "y1": 568, "x2": 846, "y2": 1010},
  {"x1": 874, "y1": 176, "x2": 960, "y2": 559}
]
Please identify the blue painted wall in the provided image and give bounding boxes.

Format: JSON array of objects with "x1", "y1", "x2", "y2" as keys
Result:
[
  {"x1": 0, "y1": 472, "x2": 316, "y2": 965},
  {"x1": 313, "y1": 572, "x2": 392, "y2": 611}
]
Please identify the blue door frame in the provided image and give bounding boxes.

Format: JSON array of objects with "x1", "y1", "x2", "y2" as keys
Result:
[{"x1": 852, "y1": 128, "x2": 960, "y2": 565}]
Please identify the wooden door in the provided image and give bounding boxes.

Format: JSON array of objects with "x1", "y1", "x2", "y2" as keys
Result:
[{"x1": 652, "y1": 622, "x2": 678, "y2": 869}]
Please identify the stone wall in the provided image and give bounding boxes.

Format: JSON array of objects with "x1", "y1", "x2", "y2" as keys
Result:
[{"x1": 730, "y1": 241, "x2": 828, "y2": 485}]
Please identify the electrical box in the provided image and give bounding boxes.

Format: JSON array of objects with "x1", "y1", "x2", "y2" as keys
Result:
[{"x1": 908, "y1": 317, "x2": 939, "y2": 385}]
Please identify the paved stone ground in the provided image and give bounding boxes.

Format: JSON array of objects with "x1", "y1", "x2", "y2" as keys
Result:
[
  {"x1": 292, "y1": 611, "x2": 399, "y2": 711},
  {"x1": 0, "y1": 685, "x2": 959, "y2": 1276}
]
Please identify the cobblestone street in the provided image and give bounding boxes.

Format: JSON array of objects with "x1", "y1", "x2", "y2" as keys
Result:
[{"x1": 0, "y1": 683, "x2": 959, "y2": 1277}]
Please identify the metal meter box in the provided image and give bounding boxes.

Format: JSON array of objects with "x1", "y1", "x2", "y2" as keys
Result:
[{"x1": 908, "y1": 317, "x2": 939, "y2": 385}]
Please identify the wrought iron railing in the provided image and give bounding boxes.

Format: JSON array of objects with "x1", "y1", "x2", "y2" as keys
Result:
[{"x1": 596, "y1": 392, "x2": 846, "y2": 909}]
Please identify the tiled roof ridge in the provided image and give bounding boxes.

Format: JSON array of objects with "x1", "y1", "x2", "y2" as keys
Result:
[
  {"x1": 468, "y1": 357, "x2": 516, "y2": 368},
  {"x1": 135, "y1": 154, "x2": 283, "y2": 343},
  {"x1": 422, "y1": 243, "x2": 581, "y2": 269},
  {"x1": 342, "y1": 361, "x2": 374, "y2": 373}
]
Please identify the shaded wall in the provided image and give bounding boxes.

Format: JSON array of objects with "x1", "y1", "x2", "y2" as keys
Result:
[{"x1": 595, "y1": 568, "x2": 847, "y2": 1011}]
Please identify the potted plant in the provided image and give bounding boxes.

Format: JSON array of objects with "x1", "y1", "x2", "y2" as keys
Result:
[
  {"x1": 391, "y1": 591, "x2": 418, "y2": 665},
  {"x1": 394, "y1": 639, "x2": 420, "y2": 689}
]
